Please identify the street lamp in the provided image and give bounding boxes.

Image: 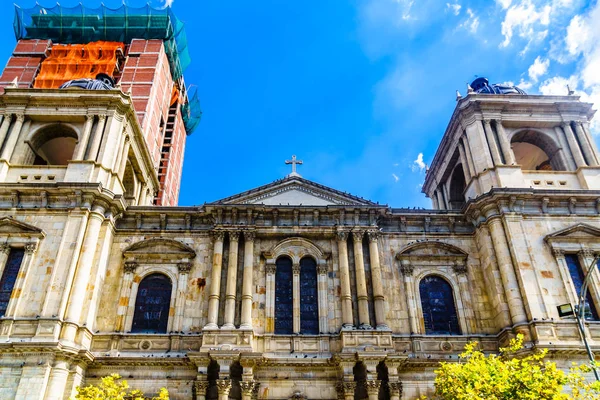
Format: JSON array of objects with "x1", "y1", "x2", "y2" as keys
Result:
[{"x1": 557, "y1": 255, "x2": 600, "y2": 381}]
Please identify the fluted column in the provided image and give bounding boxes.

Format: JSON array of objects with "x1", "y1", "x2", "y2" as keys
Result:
[
  {"x1": 494, "y1": 120, "x2": 516, "y2": 165},
  {"x1": 487, "y1": 218, "x2": 527, "y2": 324},
  {"x1": 216, "y1": 380, "x2": 232, "y2": 400},
  {"x1": 561, "y1": 122, "x2": 586, "y2": 168},
  {"x1": 87, "y1": 114, "x2": 106, "y2": 161},
  {"x1": 337, "y1": 231, "x2": 353, "y2": 327},
  {"x1": 194, "y1": 381, "x2": 209, "y2": 400},
  {"x1": 293, "y1": 262, "x2": 301, "y2": 333},
  {"x1": 116, "y1": 261, "x2": 137, "y2": 331},
  {"x1": 400, "y1": 261, "x2": 418, "y2": 334},
  {"x1": 482, "y1": 119, "x2": 502, "y2": 165},
  {"x1": 62, "y1": 203, "x2": 105, "y2": 342},
  {"x1": 389, "y1": 382, "x2": 402, "y2": 400},
  {"x1": 240, "y1": 231, "x2": 255, "y2": 329},
  {"x1": 73, "y1": 115, "x2": 95, "y2": 160},
  {"x1": 353, "y1": 230, "x2": 371, "y2": 328},
  {"x1": 367, "y1": 231, "x2": 388, "y2": 330},
  {"x1": 337, "y1": 382, "x2": 356, "y2": 400},
  {"x1": 0, "y1": 113, "x2": 24, "y2": 161},
  {"x1": 206, "y1": 231, "x2": 225, "y2": 329},
  {"x1": 0, "y1": 113, "x2": 13, "y2": 151},
  {"x1": 366, "y1": 380, "x2": 381, "y2": 400},
  {"x1": 462, "y1": 134, "x2": 477, "y2": 178},
  {"x1": 223, "y1": 231, "x2": 240, "y2": 329},
  {"x1": 574, "y1": 122, "x2": 598, "y2": 166},
  {"x1": 240, "y1": 381, "x2": 257, "y2": 400},
  {"x1": 174, "y1": 262, "x2": 191, "y2": 331}
]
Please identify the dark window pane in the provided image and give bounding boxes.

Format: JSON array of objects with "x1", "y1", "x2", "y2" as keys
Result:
[
  {"x1": 0, "y1": 249, "x2": 25, "y2": 317},
  {"x1": 300, "y1": 257, "x2": 319, "y2": 334},
  {"x1": 275, "y1": 257, "x2": 293, "y2": 334},
  {"x1": 565, "y1": 254, "x2": 599, "y2": 320},
  {"x1": 132, "y1": 273, "x2": 172, "y2": 333},
  {"x1": 419, "y1": 275, "x2": 461, "y2": 335}
]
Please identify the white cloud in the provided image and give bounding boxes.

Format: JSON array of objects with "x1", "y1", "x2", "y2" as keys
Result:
[
  {"x1": 446, "y1": 2, "x2": 462, "y2": 15},
  {"x1": 163, "y1": 0, "x2": 175, "y2": 7},
  {"x1": 500, "y1": 1, "x2": 551, "y2": 48},
  {"x1": 528, "y1": 56, "x2": 549, "y2": 82},
  {"x1": 392, "y1": 173, "x2": 400, "y2": 182},
  {"x1": 539, "y1": 75, "x2": 577, "y2": 96},
  {"x1": 458, "y1": 8, "x2": 479, "y2": 33},
  {"x1": 496, "y1": 0, "x2": 512, "y2": 9},
  {"x1": 411, "y1": 153, "x2": 426, "y2": 172}
]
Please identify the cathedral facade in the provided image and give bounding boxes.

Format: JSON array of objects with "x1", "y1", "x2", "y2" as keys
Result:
[{"x1": 1, "y1": 4, "x2": 600, "y2": 400}]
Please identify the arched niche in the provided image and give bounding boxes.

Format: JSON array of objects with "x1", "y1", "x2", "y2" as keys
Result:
[
  {"x1": 26, "y1": 123, "x2": 79, "y2": 165},
  {"x1": 263, "y1": 237, "x2": 329, "y2": 268},
  {"x1": 448, "y1": 164, "x2": 466, "y2": 210},
  {"x1": 510, "y1": 129, "x2": 566, "y2": 171}
]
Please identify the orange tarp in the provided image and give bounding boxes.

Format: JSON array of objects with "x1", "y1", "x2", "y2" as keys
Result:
[{"x1": 33, "y1": 41, "x2": 124, "y2": 89}]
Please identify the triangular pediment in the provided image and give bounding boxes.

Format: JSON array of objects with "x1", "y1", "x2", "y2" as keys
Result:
[
  {"x1": 0, "y1": 217, "x2": 45, "y2": 237},
  {"x1": 123, "y1": 238, "x2": 196, "y2": 262},
  {"x1": 545, "y1": 223, "x2": 600, "y2": 242},
  {"x1": 211, "y1": 176, "x2": 377, "y2": 206}
]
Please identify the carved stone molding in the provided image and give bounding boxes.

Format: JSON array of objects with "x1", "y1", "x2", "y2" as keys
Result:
[
  {"x1": 317, "y1": 264, "x2": 328, "y2": 275},
  {"x1": 581, "y1": 249, "x2": 596, "y2": 258},
  {"x1": 244, "y1": 231, "x2": 256, "y2": 242},
  {"x1": 365, "y1": 380, "x2": 381, "y2": 395},
  {"x1": 215, "y1": 379, "x2": 232, "y2": 395},
  {"x1": 336, "y1": 231, "x2": 349, "y2": 242},
  {"x1": 123, "y1": 261, "x2": 138, "y2": 274},
  {"x1": 452, "y1": 263, "x2": 468, "y2": 275},
  {"x1": 389, "y1": 382, "x2": 403, "y2": 397},
  {"x1": 178, "y1": 262, "x2": 192, "y2": 274},
  {"x1": 265, "y1": 263, "x2": 276, "y2": 275},
  {"x1": 292, "y1": 263, "x2": 301, "y2": 275},
  {"x1": 290, "y1": 390, "x2": 306, "y2": 400},
  {"x1": 336, "y1": 381, "x2": 357, "y2": 395},
  {"x1": 194, "y1": 380, "x2": 210, "y2": 394},
  {"x1": 367, "y1": 230, "x2": 380, "y2": 242},
  {"x1": 24, "y1": 242, "x2": 37, "y2": 254},
  {"x1": 552, "y1": 248, "x2": 565, "y2": 258},
  {"x1": 240, "y1": 380, "x2": 257, "y2": 395},
  {"x1": 211, "y1": 231, "x2": 225, "y2": 242},
  {"x1": 229, "y1": 231, "x2": 240, "y2": 242},
  {"x1": 352, "y1": 230, "x2": 364, "y2": 242},
  {"x1": 400, "y1": 263, "x2": 414, "y2": 276},
  {"x1": 15, "y1": 113, "x2": 25, "y2": 123},
  {"x1": 0, "y1": 243, "x2": 10, "y2": 255}
]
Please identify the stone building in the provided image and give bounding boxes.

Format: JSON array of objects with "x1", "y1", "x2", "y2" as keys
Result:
[{"x1": 0, "y1": 4, "x2": 600, "y2": 400}]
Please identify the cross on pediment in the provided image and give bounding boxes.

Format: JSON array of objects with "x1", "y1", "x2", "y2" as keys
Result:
[{"x1": 285, "y1": 155, "x2": 303, "y2": 177}]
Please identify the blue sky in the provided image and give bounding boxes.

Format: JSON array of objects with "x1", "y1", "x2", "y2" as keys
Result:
[{"x1": 2, "y1": 0, "x2": 600, "y2": 207}]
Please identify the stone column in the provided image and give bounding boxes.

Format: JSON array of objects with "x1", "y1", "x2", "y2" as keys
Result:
[
  {"x1": 317, "y1": 263, "x2": 329, "y2": 333},
  {"x1": 116, "y1": 261, "x2": 137, "y2": 331},
  {"x1": 293, "y1": 262, "x2": 301, "y2": 333},
  {"x1": 223, "y1": 231, "x2": 240, "y2": 329},
  {"x1": 561, "y1": 122, "x2": 586, "y2": 168},
  {"x1": 367, "y1": 231, "x2": 388, "y2": 330},
  {"x1": 554, "y1": 126, "x2": 577, "y2": 170},
  {"x1": 44, "y1": 358, "x2": 70, "y2": 400},
  {"x1": 353, "y1": 230, "x2": 371, "y2": 329},
  {"x1": 337, "y1": 382, "x2": 356, "y2": 400},
  {"x1": 366, "y1": 380, "x2": 381, "y2": 400},
  {"x1": 73, "y1": 115, "x2": 95, "y2": 160},
  {"x1": 487, "y1": 217, "x2": 527, "y2": 324},
  {"x1": 400, "y1": 261, "x2": 418, "y2": 334},
  {"x1": 216, "y1": 380, "x2": 232, "y2": 400},
  {"x1": 4, "y1": 242, "x2": 37, "y2": 317},
  {"x1": 494, "y1": 120, "x2": 516, "y2": 165},
  {"x1": 337, "y1": 231, "x2": 353, "y2": 328},
  {"x1": 62, "y1": 203, "x2": 105, "y2": 342},
  {"x1": 240, "y1": 231, "x2": 255, "y2": 329},
  {"x1": 206, "y1": 231, "x2": 225, "y2": 329},
  {"x1": 552, "y1": 249, "x2": 579, "y2": 306},
  {"x1": 457, "y1": 141, "x2": 472, "y2": 180},
  {"x1": 0, "y1": 243, "x2": 10, "y2": 277},
  {"x1": 462, "y1": 135, "x2": 477, "y2": 177},
  {"x1": 389, "y1": 382, "x2": 402, "y2": 400},
  {"x1": 582, "y1": 122, "x2": 600, "y2": 164},
  {"x1": 240, "y1": 381, "x2": 257, "y2": 400},
  {"x1": 482, "y1": 119, "x2": 502, "y2": 165},
  {"x1": 117, "y1": 135, "x2": 132, "y2": 176},
  {"x1": 574, "y1": 122, "x2": 598, "y2": 166},
  {"x1": 174, "y1": 262, "x2": 191, "y2": 332},
  {"x1": 0, "y1": 113, "x2": 24, "y2": 161},
  {"x1": 87, "y1": 114, "x2": 106, "y2": 161},
  {"x1": 194, "y1": 381, "x2": 210, "y2": 400},
  {"x1": 0, "y1": 113, "x2": 13, "y2": 151},
  {"x1": 265, "y1": 263, "x2": 276, "y2": 332},
  {"x1": 435, "y1": 189, "x2": 445, "y2": 211}
]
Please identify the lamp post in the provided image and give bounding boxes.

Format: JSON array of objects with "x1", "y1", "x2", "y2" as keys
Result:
[{"x1": 558, "y1": 255, "x2": 600, "y2": 381}]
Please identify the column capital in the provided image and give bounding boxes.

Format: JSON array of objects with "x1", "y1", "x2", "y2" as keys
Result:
[
  {"x1": 365, "y1": 380, "x2": 381, "y2": 395},
  {"x1": 336, "y1": 381, "x2": 357, "y2": 395},
  {"x1": 352, "y1": 230, "x2": 365, "y2": 242},
  {"x1": 15, "y1": 113, "x2": 25, "y2": 123},
  {"x1": 98, "y1": 114, "x2": 107, "y2": 122},
  {"x1": 317, "y1": 264, "x2": 328, "y2": 275},
  {"x1": 240, "y1": 381, "x2": 258, "y2": 396},
  {"x1": 244, "y1": 230, "x2": 256, "y2": 242},
  {"x1": 336, "y1": 230, "x2": 349, "y2": 242},
  {"x1": 452, "y1": 262, "x2": 468, "y2": 275},
  {"x1": 24, "y1": 242, "x2": 37, "y2": 254},
  {"x1": 123, "y1": 261, "x2": 138, "y2": 274},
  {"x1": 561, "y1": 121, "x2": 572, "y2": 129},
  {"x1": 266, "y1": 263, "x2": 276, "y2": 275},
  {"x1": 211, "y1": 230, "x2": 225, "y2": 242},
  {"x1": 85, "y1": 114, "x2": 94, "y2": 122},
  {"x1": 292, "y1": 263, "x2": 301, "y2": 275},
  {"x1": 216, "y1": 379, "x2": 232, "y2": 396},
  {"x1": 178, "y1": 262, "x2": 192, "y2": 274},
  {"x1": 0, "y1": 243, "x2": 10, "y2": 255},
  {"x1": 194, "y1": 380, "x2": 210, "y2": 393},
  {"x1": 367, "y1": 230, "x2": 380, "y2": 242},
  {"x1": 400, "y1": 263, "x2": 414, "y2": 276},
  {"x1": 389, "y1": 382, "x2": 403, "y2": 397},
  {"x1": 552, "y1": 248, "x2": 565, "y2": 258},
  {"x1": 482, "y1": 118, "x2": 492, "y2": 126},
  {"x1": 581, "y1": 249, "x2": 596, "y2": 258},
  {"x1": 229, "y1": 231, "x2": 240, "y2": 242}
]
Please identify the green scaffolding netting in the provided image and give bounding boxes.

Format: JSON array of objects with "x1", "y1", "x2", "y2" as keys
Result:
[
  {"x1": 13, "y1": 3, "x2": 190, "y2": 82},
  {"x1": 13, "y1": 3, "x2": 201, "y2": 134}
]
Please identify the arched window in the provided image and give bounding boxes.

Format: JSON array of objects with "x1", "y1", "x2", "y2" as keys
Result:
[
  {"x1": 511, "y1": 130, "x2": 566, "y2": 171},
  {"x1": 28, "y1": 124, "x2": 78, "y2": 165},
  {"x1": 131, "y1": 273, "x2": 172, "y2": 333},
  {"x1": 275, "y1": 256, "x2": 293, "y2": 334},
  {"x1": 300, "y1": 256, "x2": 319, "y2": 334},
  {"x1": 419, "y1": 275, "x2": 461, "y2": 335},
  {"x1": 448, "y1": 164, "x2": 466, "y2": 210}
]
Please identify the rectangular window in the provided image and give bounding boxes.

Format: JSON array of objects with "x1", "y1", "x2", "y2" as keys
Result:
[
  {"x1": 0, "y1": 248, "x2": 25, "y2": 317},
  {"x1": 564, "y1": 254, "x2": 599, "y2": 320}
]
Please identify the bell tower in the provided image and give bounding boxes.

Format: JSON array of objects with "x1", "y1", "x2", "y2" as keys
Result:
[{"x1": 423, "y1": 77, "x2": 598, "y2": 210}]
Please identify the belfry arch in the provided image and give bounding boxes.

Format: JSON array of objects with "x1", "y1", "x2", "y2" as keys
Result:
[{"x1": 510, "y1": 129, "x2": 566, "y2": 171}]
